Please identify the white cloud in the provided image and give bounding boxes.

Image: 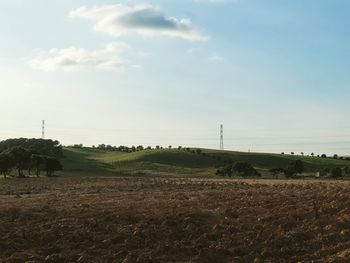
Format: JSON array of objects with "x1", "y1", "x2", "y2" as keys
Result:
[
  {"x1": 29, "y1": 42, "x2": 130, "y2": 72},
  {"x1": 69, "y1": 4, "x2": 208, "y2": 41}
]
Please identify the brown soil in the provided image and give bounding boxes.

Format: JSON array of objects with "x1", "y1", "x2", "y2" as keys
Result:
[{"x1": 1, "y1": 176, "x2": 350, "y2": 262}]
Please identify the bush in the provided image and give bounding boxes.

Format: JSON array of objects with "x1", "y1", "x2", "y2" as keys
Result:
[
  {"x1": 233, "y1": 162, "x2": 259, "y2": 177},
  {"x1": 196, "y1": 149, "x2": 202, "y2": 155},
  {"x1": 331, "y1": 167, "x2": 342, "y2": 178},
  {"x1": 284, "y1": 160, "x2": 304, "y2": 178},
  {"x1": 216, "y1": 164, "x2": 233, "y2": 177},
  {"x1": 269, "y1": 168, "x2": 284, "y2": 179},
  {"x1": 343, "y1": 167, "x2": 350, "y2": 175},
  {"x1": 216, "y1": 162, "x2": 260, "y2": 178}
]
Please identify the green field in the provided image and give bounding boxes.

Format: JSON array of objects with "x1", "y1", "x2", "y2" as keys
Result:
[{"x1": 62, "y1": 147, "x2": 350, "y2": 177}]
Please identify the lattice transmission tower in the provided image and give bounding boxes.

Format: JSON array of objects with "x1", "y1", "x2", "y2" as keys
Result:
[
  {"x1": 220, "y1": 124, "x2": 224, "y2": 150},
  {"x1": 42, "y1": 120, "x2": 45, "y2": 139}
]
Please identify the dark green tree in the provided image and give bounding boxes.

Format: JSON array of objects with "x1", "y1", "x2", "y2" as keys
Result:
[
  {"x1": 216, "y1": 164, "x2": 233, "y2": 177},
  {"x1": 45, "y1": 157, "x2": 63, "y2": 177},
  {"x1": 233, "y1": 162, "x2": 258, "y2": 177},
  {"x1": 6, "y1": 147, "x2": 31, "y2": 177},
  {"x1": 30, "y1": 154, "x2": 47, "y2": 177},
  {"x1": 0, "y1": 153, "x2": 13, "y2": 178},
  {"x1": 331, "y1": 167, "x2": 342, "y2": 178},
  {"x1": 293, "y1": 160, "x2": 305, "y2": 174},
  {"x1": 284, "y1": 169, "x2": 294, "y2": 178}
]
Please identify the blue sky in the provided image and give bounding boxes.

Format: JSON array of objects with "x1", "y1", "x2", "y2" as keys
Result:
[{"x1": 0, "y1": 0, "x2": 349, "y2": 155}]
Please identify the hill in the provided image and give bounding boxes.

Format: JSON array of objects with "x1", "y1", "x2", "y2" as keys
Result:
[{"x1": 62, "y1": 147, "x2": 350, "y2": 177}]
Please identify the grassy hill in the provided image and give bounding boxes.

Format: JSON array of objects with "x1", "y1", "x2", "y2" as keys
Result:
[{"x1": 62, "y1": 147, "x2": 350, "y2": 177}]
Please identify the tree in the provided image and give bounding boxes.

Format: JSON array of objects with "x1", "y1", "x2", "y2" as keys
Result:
[
  {"x1": 321, "y1": 154, "x2": 327, "y2": 158},
  {"x1": 311, "y1": 153, "x2": 314, "y2": 157},
  {"x1": 333, "y1": 154, "x2": 339, "y2": 159},
  {"x1": 284, "y1": 160, "x2": 304, "y2": 178},
  {"x1": 284, "y1": 169, "x2": 295, "y2": 179},
  {"x1": 343, "y1": 166, "x2": 350, "y2": 175},
  {"x1": 45, "y1": 157, "x2": 63, "y2": 177},
  {"x1": 331, "y1": 167, "x2": 342, "y2": 178},
  {"x1": 0, "y1": 153, "x2": 13, "y2": 178},
  {"x1": 291, "y1": 152, "x2": 295, "y2": 155},
  {"x1": 136, "y1": 145, "x2": 144, "y2": 151},
  {"x1": 6, "y1": 147, "x2": 32, "y2": 177},
  {"x1": 323, "y1": 168, "x2": 330, "y2": 176},
  {"x1": 233, "y1": 162, "x2": 258, "y2": 177},
  {"x1": 293, "y1": 160, "x2": 305, "y2": 174},
  {"x1": 216, "y1": 164, "x2": 233, "y2": 177},
  {"x1": 98, "y1": 144, "x2": 106, "y2": 150},
  {"x1": 0, "y1": 138, "x2": 63, "y2": 158},
  {"x1": 196, "y1": 149, "x2": 202, "y2": 155},
  {"x1": 30, "y1": 154, "x2": 47, "y2": 177}
]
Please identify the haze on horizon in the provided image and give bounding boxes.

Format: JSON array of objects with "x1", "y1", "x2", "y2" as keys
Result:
[{"x1": 0, "y1": 0, "x2": 349, "y2": 155}]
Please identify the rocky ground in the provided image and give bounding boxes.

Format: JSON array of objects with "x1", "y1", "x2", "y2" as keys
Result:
[{"x1": 0, "y1": 175, "x2": 350, "y2": 262}]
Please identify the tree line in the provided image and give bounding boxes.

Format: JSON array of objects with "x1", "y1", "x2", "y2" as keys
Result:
[
  {"x1": 0, "y1": 138, "x2": 63, "y2": 178},
  {"x1": 282, "y1": 151, "x2": 350, "y2": 161},
  {"x1": 217, "y1": 159, "x2": 350, "y2": 179}
]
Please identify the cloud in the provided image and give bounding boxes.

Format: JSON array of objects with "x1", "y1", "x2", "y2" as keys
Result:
[
  {"x1": 69, "y1": 4, "x2": 208, "y2": 41},
  {"x1": 29, "y1": 42, "x2": 130, "y2": 72}
]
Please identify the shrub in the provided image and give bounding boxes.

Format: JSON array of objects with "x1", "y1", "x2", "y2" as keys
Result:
[
  {"x1": 269, "y1": 168, "x2": 284, "y2": 179},
  {"x1": 216, "y1": 164, "x2": 233, "y2": 177},
  {"x1": 233, "y1": 162, "x2": 259, "y2": 177},
  {"x1": 331, "y1": 167, "x2": 342, "y2": 178}
]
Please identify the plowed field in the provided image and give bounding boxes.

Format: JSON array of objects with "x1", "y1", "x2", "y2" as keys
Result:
[{"x1": 1, "y1": 176, "x2": 350, "y2": 262}]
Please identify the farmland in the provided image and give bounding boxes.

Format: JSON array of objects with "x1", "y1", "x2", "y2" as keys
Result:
[
  {"x1": 1, "y1": 175, "x2": 350, "y2": 262},
  {"x1": 1, "y1": 146, "x2": 350, "y2": 262}
]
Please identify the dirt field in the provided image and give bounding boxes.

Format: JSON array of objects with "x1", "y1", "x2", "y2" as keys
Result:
[{"x1": 1, "y1": 175, "x2": 350, "y2": 263}]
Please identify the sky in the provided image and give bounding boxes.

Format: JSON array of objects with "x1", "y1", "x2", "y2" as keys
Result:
[{"x1": 0, "y1": 0, "x2": 349, "y2": 155}]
